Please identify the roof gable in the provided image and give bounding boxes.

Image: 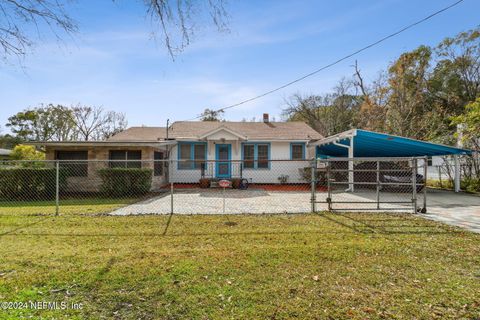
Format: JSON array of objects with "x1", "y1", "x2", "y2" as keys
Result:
[{"x1": 198, "y1": 126, "x2": 247, "y2": 140}]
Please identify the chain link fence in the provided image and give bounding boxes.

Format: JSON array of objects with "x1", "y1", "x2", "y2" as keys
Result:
[
  {"x1": 428, "y1": 154, "x2": 480, "y2": 192},
  {"x1": 0, "y1": 159, "x2": 313, "y2": 215},
  {"x1": 312, "y1": 157, "x2": 427, "y2": 214},
  {"x1": 0, "y1": 158, "x2": 427, "y2": 215}
]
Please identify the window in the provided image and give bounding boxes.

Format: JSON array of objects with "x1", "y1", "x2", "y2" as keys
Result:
[
  {"x1": 193, "y1": 144, "x2": 206, "y2": 169},
  {"x1": 243, "y1": 144, "x2": 255, "y2": 169},
  {"x1": 242, "y1": 143, "x2": 270, "y2": 169},
  {"x1": 427, "y1": 156, "x2": 433, "y2": 167},
  {"x1": 55, "y1": 151, "x2": 88, "y2": 177},
  {"x1": 291, "y1": 143, "x2": 305, "y2": 160},
  {"x1": 178, "y1": 144, "x2": 191, "y2": 169},
  {"x1": 109, "y1": 150, "x2": 141, "y2": 168},
  {"x1": 257, "y1": 144, "x2": 269, "y2": 169},
  {"x1": 177, "y1": 142, "x2": 207, "y2": 170},
  {"x1": 154, "y1": 151, "x2": 164, "y2": 176}
]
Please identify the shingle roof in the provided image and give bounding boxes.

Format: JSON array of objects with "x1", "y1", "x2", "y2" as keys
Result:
[
  {"x1": 107, "y1": 121, "x2": 323, "y2": 142},
  {"x1": 107, "y1": 127, "x2": 168, "y2": 141}
]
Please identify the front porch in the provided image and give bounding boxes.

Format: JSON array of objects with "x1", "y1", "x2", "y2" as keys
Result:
[
  {"x1": 199, "y1": 161, "x2": 243, "y2": 180},
  {"x1": 168, "y1": 181, "x2": 318, "y2": 191}
]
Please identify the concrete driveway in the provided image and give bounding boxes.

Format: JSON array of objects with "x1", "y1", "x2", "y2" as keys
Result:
[
  {"x1": 109, "y1": 188, "x2": 480, "y2": 233},
  {"x1": 420, "y1": 189, "x2": 480, "y2": 233}
]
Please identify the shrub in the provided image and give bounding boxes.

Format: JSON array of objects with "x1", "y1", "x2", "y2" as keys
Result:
[
  {"x1": 0, "y1": 167, "x2": 66, "y2": 200},
  {"x1": 427, "y1": 178, "x2": 480, "y2": 193},
  {"x1": 10, "y1": 145, "x2": 45, "y2": 161},
  {"x1": 199, "y1": 178, "x2": 211, "y2": 188},
  {"x1": 299, "y1": 167, "x2": 324, "y2": 184},
  {"x1": 426, "y1": 179, "x2": 453, "y2": 189},
  {"x1": 462, "y1": 178, "x2": 480, "y2": 193},
  {"x1": 98, "y1": 168, "x2": 153, "y2": 197},
  {"x1": 277, "y1": 175, "x2": 289, "y2": 184},
  {"x1": 231, "y1": 178, "x2": 241, "y2": 189}
]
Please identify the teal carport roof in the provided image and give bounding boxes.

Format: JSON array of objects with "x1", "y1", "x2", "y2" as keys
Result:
[{"x1": 313, "y1": 129, "x2": 471, "y2": 158}]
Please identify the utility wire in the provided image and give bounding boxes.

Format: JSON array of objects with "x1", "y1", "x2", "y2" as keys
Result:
[{"x1": 180, "y1": 0, "x2": 464, "y2": 122}]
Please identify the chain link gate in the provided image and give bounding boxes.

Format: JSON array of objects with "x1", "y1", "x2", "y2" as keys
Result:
[{"x1": 311, "y1": 157, "x2": 428, "y2": 214}]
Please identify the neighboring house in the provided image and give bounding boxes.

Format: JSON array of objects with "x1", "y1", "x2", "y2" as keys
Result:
[
  {"x1": 0, "y1": 148, "x2": 12, "y2": 160},
  {"x1": 427, "y1": 153, "x2": 479, "y2": 180},
  {"x1": 34, "y1": 114, "x2": 323, "y2": 191}
]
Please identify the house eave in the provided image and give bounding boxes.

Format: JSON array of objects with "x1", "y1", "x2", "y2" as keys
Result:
[
  {"x1": 28, "y1": 141, "x2": 177, "y2": 148},
  {"x1": 175, "y1": 138, "x2": 315, "y2": 142}
]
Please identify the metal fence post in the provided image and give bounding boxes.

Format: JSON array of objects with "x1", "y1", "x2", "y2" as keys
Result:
[
  {"x1": 55, "y1": 160, "x2": 60, "y2": 216},
  {"x1": 422, "y1": 156, "x2": 428, "y2": 213},
  {"x1": 311, "y1": 160, "x2": 316, "y2": 213},
  {"x1": 170, "y1": 182, "x2": 174, "y2": 214},
  {"x1": 412, "y1": 158, "x2": 417, "y2": 214},
  {"x1": 223, "y1": 186, "x2": 226, "y2": 214},
  {"x1": 327, "y1": 161, "x2": 332, "y2": 211}
]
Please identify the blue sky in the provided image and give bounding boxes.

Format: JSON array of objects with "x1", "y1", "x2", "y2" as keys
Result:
[{"x1": 0, "y1": 0, "x2": 479, "y2": 131}]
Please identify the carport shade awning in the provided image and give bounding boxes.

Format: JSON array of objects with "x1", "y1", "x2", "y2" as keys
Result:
[{"x1": 314, "y1": 129, "x2": 472, "y2": 158}]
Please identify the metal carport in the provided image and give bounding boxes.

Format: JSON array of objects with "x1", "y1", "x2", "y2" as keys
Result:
[{"x1": 312, "y1": 129, "x2": 471, "y2": 192}]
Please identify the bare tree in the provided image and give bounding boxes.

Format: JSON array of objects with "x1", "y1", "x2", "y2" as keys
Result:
[
  {"x1": 98, "y1": 110, "x2": 128, "y2": 139},
  {"x1": 200, "y1": 108, "x2": 224, "y2": 121},
  {"x1": 145, "y1": 0, "x2": 229, "y2": 58},
  {"x1": 0, "y1": 0, "x2": 77, "y2": 64},
  {"x1": 283, "y1": 79, "x2": 360, "y2": 137},
  {"x1": 0, "y1": 0, "x2": 229, "y2": 64},
  {"x1": 353, "y1": 62, "x2": 390, "y2": 132},
  {"x1": 71, "y1": 105, "x2": 127, "y2": 141}
]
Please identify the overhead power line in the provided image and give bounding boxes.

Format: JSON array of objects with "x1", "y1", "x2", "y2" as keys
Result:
[{"x1": 181, "y1": 0, "x2": 465, "y2": 122}]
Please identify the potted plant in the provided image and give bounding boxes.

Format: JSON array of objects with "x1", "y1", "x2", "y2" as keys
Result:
[
  {"x1": 199, "y1": 178, "x2": 211, "y2": 188},
  {"x1": 278, "y1": 174, "x2": 289, "y2": 184},
  {"x1": 231, "y1": 178, "x2": 241, "y2": 189}
]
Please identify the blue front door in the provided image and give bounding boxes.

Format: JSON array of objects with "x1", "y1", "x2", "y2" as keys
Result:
[{"x1": 215, "y1": 144, "x2": 231, "y2": 178}]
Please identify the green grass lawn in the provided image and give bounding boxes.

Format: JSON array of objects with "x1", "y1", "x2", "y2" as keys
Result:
[
  {"x1": 0, "y1": 198, "x2": 139, "y2": 215},
  {"x1": 0, "y1": 213, "x2": 479, "y2": 319}
]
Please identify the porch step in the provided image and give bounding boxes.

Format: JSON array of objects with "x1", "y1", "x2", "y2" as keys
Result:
[
  {"x1": 209, "y1": 179, "x2": 234, "y2": 188},
  {"x1": 206, "y1": 178, "x2": 242, "y2": 188}
]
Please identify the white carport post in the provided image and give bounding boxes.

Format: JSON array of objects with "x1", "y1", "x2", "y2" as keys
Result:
[
  {"x1": 314, "y1": 129, "x2": 356, "y2": 193},
  {"x1": 454, "y1": 155, "x2": 461, "y2": 193},
  {"x1": 348, "y1": 136, "x2": 354, "y2": 192},
  {"x1": 332, "y1": 136, "x2": 354, "y2": 192}
]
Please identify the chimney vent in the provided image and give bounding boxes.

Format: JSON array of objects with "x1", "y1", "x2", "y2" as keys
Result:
[{"x1": 263, "y1": 113, "x2": 269, "y2": 123}]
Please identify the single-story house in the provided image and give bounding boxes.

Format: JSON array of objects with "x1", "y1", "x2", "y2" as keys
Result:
[
  {"x1": 34, "y1": 114, "x2": 323, "y2": 192},
  {"x1": 0, "y1": 148, "x2": 12, "y2": 160}
]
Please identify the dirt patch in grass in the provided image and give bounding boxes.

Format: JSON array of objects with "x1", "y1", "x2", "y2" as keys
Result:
[{"x1": 0, "y1": 213, "x2": 479, "y2": 319}]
